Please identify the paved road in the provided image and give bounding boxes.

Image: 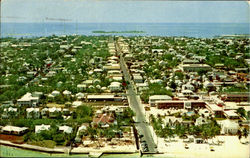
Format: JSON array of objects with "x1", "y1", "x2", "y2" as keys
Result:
[{"x1": 116, "y1": 41, "x2": 157, "y2": 153}]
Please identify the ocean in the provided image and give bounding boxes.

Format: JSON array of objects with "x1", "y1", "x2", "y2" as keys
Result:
[{"x1": 1, "y1": 22, "x2": 249, "y2": 38}]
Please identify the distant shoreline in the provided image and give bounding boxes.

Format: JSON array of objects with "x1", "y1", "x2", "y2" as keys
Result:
[{"x1": 92, "y1": 30, "x2": 146, "y2": 34}]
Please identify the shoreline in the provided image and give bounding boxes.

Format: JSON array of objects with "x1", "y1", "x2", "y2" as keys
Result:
[{"x1": 0, "y1": 140, "x2": 139, "y2": 157}]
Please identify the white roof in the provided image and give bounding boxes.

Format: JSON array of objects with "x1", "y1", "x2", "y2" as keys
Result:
[
  {"x1": 77, "y1": 84, "x2": 87, "y2": 88},
  {"x1": 110, "y1": 82, "x2": 121, "y2": 86},
  {"x1": 222, "y1": 120, "x2": 239, "y2": 129},
  {"x1": 63, "y1": 90, "x2": 71, "y2": 95},
  {"x1": 17, "y1": 93, "x2": 39, "y2": 102},
  {"x1": 224, "y1": 110, "x2": 239, "y2": 117},
  {"x1": 136, "y1": 83, "x2": 148, "y2": 87},
  {"x1": 49, "y1": 107, "x2": 61, "y2": 112},
  {"x1": 149, "y1": 95, "x2": 172, "y2": 100},
  {"x1": 76, "y1": 93, "x2": 85, "y2": 97},
  {"x1": 51, "y1": 90, "x2": 60, "y2": 95},
  {"x1": 133, "y1": 75, "x2": 143, "y2": 79},
  {"x1": 207, "y1": 103, "x2": 223, "y2": 111},
  {"x1": 72, "y1": 101, "x2": 83, "y2": 107},
  {"x1": 112, "y1": 77, "x2": 123, "y2": 81},
  {"x1": 26, "y1": 108, "x2": 40, "y2": 113},
  {"x1": 59, "y1": 125, "x2": 72, "y2": 134},
  {"x1": 79, "y1": 125, "x2": 87, "y2": 131},
  {"x1": 2, "y1": 125, "x2": 28, "y2": 132},
  {"x1": 35, "y1": 124, "x2": 50, "y2": 133},
  {"x1": 87, "y1": 95, "x2": 114, "y2": 99}
]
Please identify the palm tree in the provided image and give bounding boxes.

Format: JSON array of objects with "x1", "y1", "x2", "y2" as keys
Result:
[
  {"x1": 237, "y1": 130, "x2": 242, "y2": 140},
  {"x1": 242, "y1": 128, "x2": 248, "y2": 138}
]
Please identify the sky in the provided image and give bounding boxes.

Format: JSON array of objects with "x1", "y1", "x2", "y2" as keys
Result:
[{"x1": 1, "y1": 0, "x2": 249, "y2": 23}]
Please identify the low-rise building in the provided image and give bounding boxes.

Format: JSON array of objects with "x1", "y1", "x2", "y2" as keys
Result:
[
  {"x1": 17, "y1": 93, "x2": 39, "y2": 106},
  {"x1": 59, "y1": 125, "x2": 73, "y2": 134},
  {"x1": 1, "y1": 125, "x2": 28, "y2": 135},
  {"x1": 26, "y1": 107, "x2": 40, "y2": 119},
  {"x1": 149, "y1": 95, "x2": 172, "y2": 106},
  {"x1": 35, "y1": 124, "x2": 51, "y2": 133},
  {"x1": 182, "y1": 64, "x2": 211, "y2": 72}
]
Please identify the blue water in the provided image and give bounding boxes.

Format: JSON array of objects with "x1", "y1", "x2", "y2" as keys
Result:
[{"x1": 1, "y1": 22, "x2": 249, "y2": 38}]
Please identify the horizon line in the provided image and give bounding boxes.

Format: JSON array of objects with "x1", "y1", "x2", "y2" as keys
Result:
[{"x1": 1, "y1": 22, "x2": 250, "y2": 24}]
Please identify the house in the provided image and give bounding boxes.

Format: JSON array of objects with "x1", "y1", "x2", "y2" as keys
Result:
[
  {"x1": 165, "y1": 117, "x2": 183, "y2": 127},
  {"x1": 181, "y1": 90, "x2": 194, "y2": 97},
  {"x1": 26, "y1": 108, "x2": 40, "y2": 119},
  {"x1": 224, "y1": 110, "x2": 240, "y2": 120},
  {"x1": 17, "y1": 93, "x2": 39, "y2": 106},
  {"x1": 1, "y1": 125, "x2": 28, "y2": 135},
  {"x1": 72, "y1": 101, "x2": 83, "y2": 107},
  {"x1": 109, "y1": 82, "x2": 122, "y2": 92},
  {"x1": 83, "y1": 80, "x2": 93, "y2": 86},
  {"x1": 150, "y1": 79, "x2": 163, "y2": 84},
  {"x1": 220, "y1": 120, "x2": 239, "y2": 134},
  {"x1": 112, "y1": 76, "x2": 123, "y2": 82},
  {"x1": 102, "y1": 106, "x2": 124, "y2": 115},
  {"x1": 78, "y1": 124, "x2": 87, "y2": 133},
  {"x1": 63, "y1": 90, "x2": 72, "y2": 96},
  {"x1": 152, "y1": 49, "x2": 164, "y2": 54},
  {"x1": 76, "y1": 92, "x2": 85, "y2": 99},
  {"x1": 103, "y1": 64, "x2": 120, "y2": 70},
  {"x1": 48, "y1": 107, "x2": 61, "y2": 118},
  {"x1": 92, "y1": 113, "x2": 115, "y2": 128},
  {"x1": 77, "y1": 84, "x2": 87, "y2": 91},
  {"x1": 136, "y1": 83, "x2": 149, "y2": 92},
  {"x1": 203, "y1": 81, "x2": 215, "y2": 89},
  {"x1": 124, "y1": 54, "x2": 133, "y2": 60},
  {"x1": 149, "y1": 95, "x2": 172, "y2": 106},
  {"x1": 40, "y1": 108, "x2": 49, "y2": 118},
  {"x1": 133, "y1": 75, "x2": 143, "y2": 83},
  {"x1": 182, "y1": 83, "x2": 195, "y2": 91},
  {"x1": 59, "y1": 125, "x2": 73, "y2": 134},
  {"x1": 195, "y1": 117, "x2": 207, "y2": 126},
  {"x1": 51, "y1": 90, "x2": 60, "y2": 97},
  {"x1": 35, "y1": 124, "x2": 51, "y2": 133},
  {"x1": 2, "y1": 107, "x2": 18, "y2": 118},
  {"x1": 107, "y1": 70, "x2": 123, "y2": 77}
]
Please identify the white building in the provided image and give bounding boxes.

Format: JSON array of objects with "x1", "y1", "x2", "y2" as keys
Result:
[
  {"x1": 59, "y1": 125, "x2": 73, "y2": 134},
  {"x1": 51, "y1": 90, "x2": 60, "y2": 97},
  {"x1": 133, "y1": 75, "x2": 143, "y2": 83},
  {"x1": 17, "y1": 93, "x2": 39, "y2": 106},
  {"x1": 109, "y1": 82, "x2": 122, "y2": 92},
  {"x1": 149, "y1": 95, "x2": 172, "y2": 106},
  {"x1": 35, "y1": 124, "x2": 51, "y2": 133},
  {"x1": 220, "y1": 120, "x2": 239, "y2": 134},
  {"x1": 26, "y1": 108, "x2": 40, "y2": 119}
]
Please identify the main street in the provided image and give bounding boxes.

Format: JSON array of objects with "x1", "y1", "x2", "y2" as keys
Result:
[{"x1": 115, "y1": 40, "x2": 157, "y2": 153}]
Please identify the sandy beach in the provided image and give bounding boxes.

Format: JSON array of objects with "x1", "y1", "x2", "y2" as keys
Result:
[{"x1": 157, "y1": 135, "x2": 249, "y2": 158}]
